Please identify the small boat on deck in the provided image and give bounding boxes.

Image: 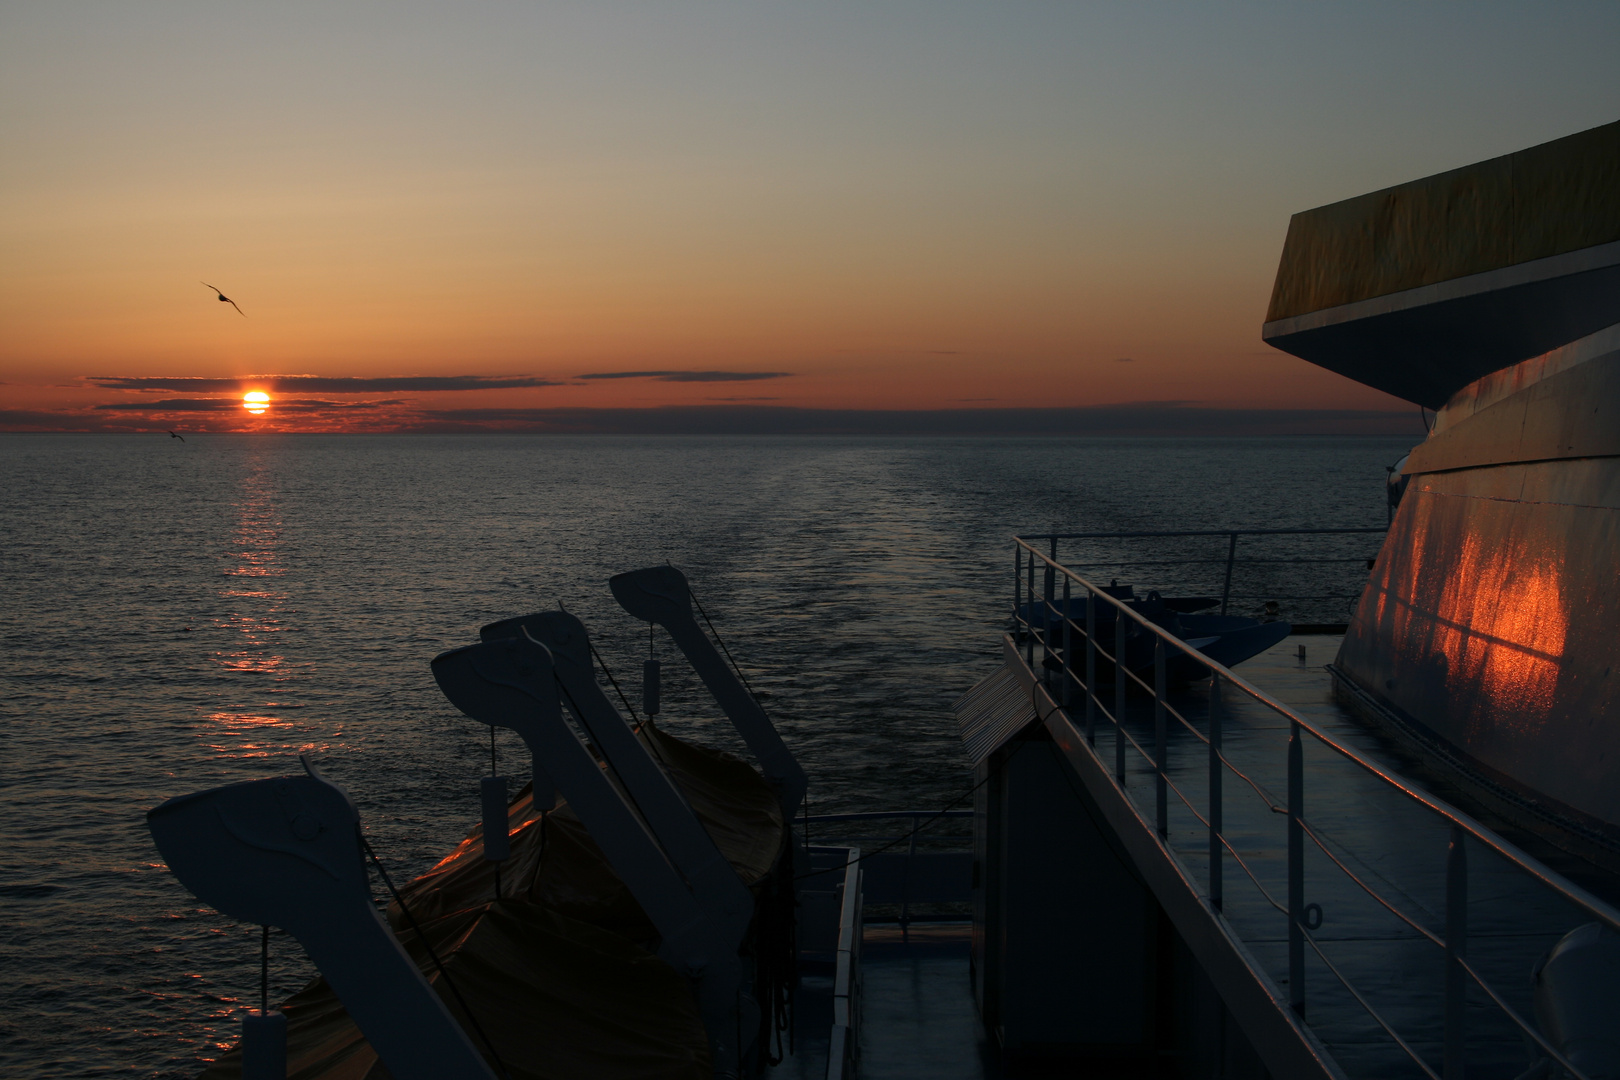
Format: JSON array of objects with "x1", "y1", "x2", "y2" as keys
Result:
[{"x1": 1016, "y1": 582, "x2": 1292, "y2": 681}]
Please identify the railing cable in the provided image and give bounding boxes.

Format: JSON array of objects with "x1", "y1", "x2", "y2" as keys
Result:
[
  {"x1": 1297, "y1": 926, "x2": 1441, "y2": 1080},
  {"x1": 1016, "y1": 535, "x2": 1619, "y2": 1080}
]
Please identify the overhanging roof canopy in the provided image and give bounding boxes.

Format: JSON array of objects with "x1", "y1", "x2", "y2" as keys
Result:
[{"x1": 1262, "y1": 120, "x2": 1620, "y2": 408}]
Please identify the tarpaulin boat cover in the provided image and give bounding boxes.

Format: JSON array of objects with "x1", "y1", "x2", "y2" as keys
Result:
[
  {"x1": 389, "y1": 722, "x2": 786, "y2": 940},
  {"x1": 201, "y1": 724, "x2": 782, "y2": 1078},
  {"x1": 199, "y1": 901, "x2": 710, "y2": 1080}
]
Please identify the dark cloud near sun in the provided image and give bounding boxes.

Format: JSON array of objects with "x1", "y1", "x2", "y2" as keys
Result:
[
  {"x1": 86, "y1": 375, "x2": 558, "y2": 392},
  {"x1": 96, "y1": 398, "x2": 238, "y2": 412},
  {"x1": 576, "y1": 371, "x2": 793, "y2": 383},
  {"x1": 96, "y1": 398, "x2": 396, "y2": 412},
  {"x1": 0, "y1": 409, "x2": 75, "y2": 428}
]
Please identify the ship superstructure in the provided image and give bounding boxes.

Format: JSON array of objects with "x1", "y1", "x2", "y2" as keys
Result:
[{"x1": 1263, "y1": 119, "x2": 1620, "y2": 870}]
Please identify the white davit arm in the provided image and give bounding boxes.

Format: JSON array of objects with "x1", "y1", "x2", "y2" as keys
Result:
[
  {"x1": 145, "y1": 762, "x2": 497, "y2": 1080},
  {"x1": 431, "y1": 631, "x2": 744, "y2": 1076},
  {"x1": 609, "y1": 566, "x2": 808, "y2": 817},
  {"x1": 478, "y1": 610, "x2": 755, "y2": 950}
]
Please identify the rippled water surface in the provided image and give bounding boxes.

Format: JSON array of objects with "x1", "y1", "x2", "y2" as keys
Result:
[{"x1": 0, "y1": 433, "x2": 1410, "y2": 1077}]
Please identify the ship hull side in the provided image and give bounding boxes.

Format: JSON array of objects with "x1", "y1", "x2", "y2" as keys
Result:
[{"x1": 1337, "y1": 332, "x2": 1620, "y2": 855}]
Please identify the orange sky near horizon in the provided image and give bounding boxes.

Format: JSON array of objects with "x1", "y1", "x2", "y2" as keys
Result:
[{"x1": 4, "y1": 3, "x2": 1618, "y2": 433}]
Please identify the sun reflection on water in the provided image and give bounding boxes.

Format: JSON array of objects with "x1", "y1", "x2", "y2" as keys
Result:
[
  {"x1": 207, "y1": 456, "x2": 299, "y2": 754},
  {"x1": 200, "y1": 712, "x2": 328, "y2": 758}
]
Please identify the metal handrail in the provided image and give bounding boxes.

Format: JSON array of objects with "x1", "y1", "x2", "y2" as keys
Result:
[
  {"x1": 1017, "y1": 526, "x2": 1386, "y2": 616},
  {"x1": 804, "y1": 811, "x2": 972, "y2": 825},
  {"x1": 1010, "y1": 535, "x2": 1617, "y2": 1080},
  {"x1": 1015, "y1": 537, "x2": 1620, "y2": 929},
  {"x1": 1019, "y1": 528, "x2": 1389, "y2": 539}
]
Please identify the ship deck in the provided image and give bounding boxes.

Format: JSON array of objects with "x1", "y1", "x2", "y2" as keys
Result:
[
  {"x1": 769, "y1": 923, "x2": 1000, "y2": 1080},
  {"x1": 1176, "y1": 636, "x2": 1566, "y2": 1077},
  {"x1": 778, "y1": 634, "x2": 1595, "y2": 1078},
  {"x1": 1039, "y1": 632, "x2": 1586, "y2": 1078}
]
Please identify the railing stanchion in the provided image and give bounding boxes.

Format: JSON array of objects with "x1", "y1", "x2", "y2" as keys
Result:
[
  {"x1": 1026, "y1": 548, "x2": 1036, "y2": 668},
  {"x1": 1209, "y1": 676, "x2": 1223, "y2": 911},
  {"x1": 1061, "y1": 575, "x2": 1073, "y2": 714},
  {"x1": 900, "y1": 813, "x2": 920, "y2": 931},
  {"x1": 1114, "y1": 602, "x2": 1127, "y2": 784},
  {"x1": 1042, "y1": 558, "x2": 1055, "y2": 688},
  {"x1": 1288, "y1": 719, "x2": 1305, "y2": 1018},
  {"x1": 1013, "y1": 543, "x2": 1022, "y2": 634},
  {"x1": 1000, "y1": 532, "x2": 1620, "y2": 1079},
  {"x1": 1084, "y1": 586, "x2": 1096, "y2": 746},
  {"x1": 1221, "y1": 532, "x2": 1239, "y2": 615},
  {"x1": 1155, "y1": 636, "x2": 1167, "y2": 837},
  {"x1": 1047, "y1": 533, "x2": 1058, "y2": 684},
  {"x1": 1445, "y1": 824, "x2": 1468, "y2": 1080}
]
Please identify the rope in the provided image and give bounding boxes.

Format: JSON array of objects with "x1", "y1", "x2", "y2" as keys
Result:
[
  {"x1": 489, "y1": 727, "x2": 502, "y2": 897},
  {"x1": 359, "y1": 833, "x2": 512, "y2": 1080},
  {"x1": 796, "y1": 657, "x2": 1060, "y2": 882},
  {"x1": 552, "y1": 597, "x2": 641, "y2": 728},
  {"x1": 590, "y1": 632, "x2": 670, "y2": 766},
  {"x1": 687, "y1": 583, "x2": 765, "y2": 705},
  {"x1": 552, "y1": 675, "x2": 661, "y2": 836},
  {"x1": 793, "y1": 772, "x2": 991, "y2": 882},
  {"x1": 587, "y1": 635, "x2": 640, "y2": 725}
]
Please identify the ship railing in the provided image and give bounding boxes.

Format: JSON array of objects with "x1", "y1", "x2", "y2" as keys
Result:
[
  {"x1": 800, "y1": 811, "x2": 972, "y2": 927},
  {"x1": 1012, "y1": 535, "x2": 1620, "y2": 1080},
  {"x1": 824, "y1": 847, "x2": 862, "y2": 1080},
  {"x1": 1017, "y1": 527, "x2": 1388, "y2": 626}
]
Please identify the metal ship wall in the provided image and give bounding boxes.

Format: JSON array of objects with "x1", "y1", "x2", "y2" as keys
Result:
[{"x1": 1262, "y1": 119, "x2": 1620, "y2": 867}]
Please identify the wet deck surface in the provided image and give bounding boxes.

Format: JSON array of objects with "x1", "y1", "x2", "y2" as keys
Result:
[
  {"x1": 768, "y1": 924, "x2": 1000, "y2": 1080},
  {"x1": 775, "y1": 636, "x2": 1590, "y2": 1078},
  {"x1": 857, "y1": 926, "x2": 1001, "y2": 1080},
  {"x1": 1103, "y1": 634, "x2": 1579, "y2": 1079}
]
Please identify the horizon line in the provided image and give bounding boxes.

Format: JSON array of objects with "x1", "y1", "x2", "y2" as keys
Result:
[{"x1": 1, "y1": 403, "x2": 1425, "y2": 437}]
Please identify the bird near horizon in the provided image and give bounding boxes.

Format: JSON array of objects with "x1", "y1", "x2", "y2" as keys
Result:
[
  {"x1": 201, "y1": 282, "x2": 244, "y2": 316},
  {"x1": 168, "y1": 430, "x2": 185, "y2": 442}
]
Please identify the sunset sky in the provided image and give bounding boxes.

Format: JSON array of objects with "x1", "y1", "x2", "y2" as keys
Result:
[{"x1": 3, "y1": 2, "x2": 1618, "y2": 432}]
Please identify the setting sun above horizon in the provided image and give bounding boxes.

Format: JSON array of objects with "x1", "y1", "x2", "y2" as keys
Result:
[
  {"x1": 243, "y1": 391, "x2": 270, "y2": 415},
  {"x1": 1, "y1": 4, "x2": 1616, "y2": 434}
]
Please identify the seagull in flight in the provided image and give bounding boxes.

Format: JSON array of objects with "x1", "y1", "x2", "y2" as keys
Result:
[
  {"x1": 201, "y1": 282, "x2": 245, "y2": 316},
  {"x1": 168, "y1": 430, "x2": 185, "y2": 442}
]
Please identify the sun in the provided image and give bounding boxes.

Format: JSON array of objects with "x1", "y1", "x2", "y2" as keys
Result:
[{"x1": 243, "y1": 391, "x2": 270, "y2": 416}]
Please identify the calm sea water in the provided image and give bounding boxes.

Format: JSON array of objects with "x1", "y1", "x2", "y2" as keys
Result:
[{"x1": 0, "y1": 433, "x2": 1413, "y2": 1078}]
